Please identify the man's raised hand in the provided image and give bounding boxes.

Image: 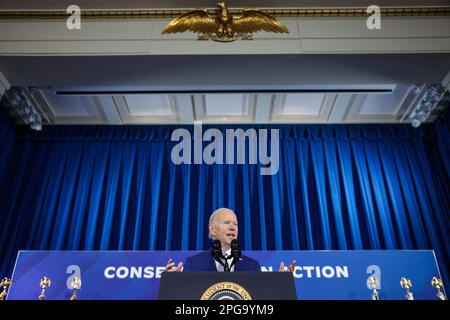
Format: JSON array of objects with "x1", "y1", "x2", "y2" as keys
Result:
[
  {"x1": 165, "y1": 258, "x2": 183, "y2": 272},
  {"x1": 278, "y1": 260, "x2": 296, "y2": 272}
]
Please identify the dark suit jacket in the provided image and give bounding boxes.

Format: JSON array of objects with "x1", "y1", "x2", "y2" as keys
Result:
[{"x1": 183, "y1": 249, "x2": 261, "y2": 272}]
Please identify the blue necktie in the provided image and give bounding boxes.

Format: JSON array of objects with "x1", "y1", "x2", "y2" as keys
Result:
[{"x1": 223, "y1": 253, "x2": 230, "y2": 272}]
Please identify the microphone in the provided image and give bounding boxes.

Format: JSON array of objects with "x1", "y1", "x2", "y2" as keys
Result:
[
  {"x1": 212, "y1": 240, "x2": 223, "y2": 260},
  {"x1": 229, "y1": 239, "x2": 241, "y2": 270},
  {"x1": 230, "y1": 239, "x2": 241, "y2": 259},
  {"x1": 212, "y1": 240, "x2": 228, "y2": 271}
]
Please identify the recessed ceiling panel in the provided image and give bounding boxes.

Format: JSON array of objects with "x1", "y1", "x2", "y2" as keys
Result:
[
  {"x1": 359, "y1": 85, "x2": 411, "y2": 115},
  {"x1": 282, "y1": 93, "x2": 325, "y2": 115},
  {"x1": 124, "y1": 94, "x2": 172, "y2": 116},
  {"x1": 42, "y1": 90, "x2": 99, "y2": 117},
  {"x1": 204, "y1": 94, "x2": 246, "y2": 116}
]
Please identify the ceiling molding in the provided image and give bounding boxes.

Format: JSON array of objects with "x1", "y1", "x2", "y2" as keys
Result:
[
  {"x1": 1, "y1": 1, "x2": 449, "y2": 10},
  {"x1": 3, "y1": 86, "x2": 447, "y2": 125},
  {"x1": 1, "y1": 7, "x2": 449, "y2": 20}
]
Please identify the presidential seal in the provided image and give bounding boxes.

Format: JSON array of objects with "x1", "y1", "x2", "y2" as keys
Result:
[{"x1": 200, "y1": 282, "x2": 252, "y2": 300}]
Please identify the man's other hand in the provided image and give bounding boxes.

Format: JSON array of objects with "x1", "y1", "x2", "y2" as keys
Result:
[
  {"x1": 278, "y1": 260, "x2": 296, "y2": 272},
  {"x1": 165, "y1": 258, "x2": 183, "y2": 272}
]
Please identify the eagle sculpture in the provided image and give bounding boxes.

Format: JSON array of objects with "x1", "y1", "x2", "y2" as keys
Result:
[{"x1": 161, "y1": 1, "x2": 289, "y2": 42}]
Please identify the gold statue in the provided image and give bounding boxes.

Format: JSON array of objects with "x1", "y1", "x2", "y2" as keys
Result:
[
  {"x1": 162, "y1": 1, "x2": 289, "y2": 42},
  {"x1": 0, "y1": 277, "x2": 12, "y2": 300},
  {"x1": 368, "y1": 277, "x2": 379, "y2": 300},
  {"x1": 69, "y1": 277, "x2": 81, "y2": 300},
  {"x1": 38, "y1": 276, "x2": 51, "y2": 300},
  {"x1": 400, "y1": 277, "x2": 414, "y2": 300},
  {"x1": 431, "y1": 277, "x2": 446, "y2": 300}
]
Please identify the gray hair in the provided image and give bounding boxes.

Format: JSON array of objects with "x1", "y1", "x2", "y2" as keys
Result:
[{"x1": 208, "y1": 208, "x2": 233, "y2": 239}]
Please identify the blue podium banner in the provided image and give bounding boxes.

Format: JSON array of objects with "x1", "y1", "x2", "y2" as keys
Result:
[{"x1": 7, "y1": 250, "x2": 445, "y2": 300}]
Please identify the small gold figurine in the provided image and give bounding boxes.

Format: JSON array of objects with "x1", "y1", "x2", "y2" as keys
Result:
[
  {"x1": 69, "y1": 277, "x2": 81, "y2": 300},
  {"x1": 368, "y1": 277, "x2": 379, "y2": 300},
  {"x1": 431, "y1": 277, "x2": 446, "y2": 300},
  {"x1": 0, "y1": 277, "x2": 12, "y2": 300},
  {"x1": 38, "y1": 276, "x2": 51, "y2": 300},
  {"x1": 400, "y1": 277, "x2": 414, "y2": 300}
]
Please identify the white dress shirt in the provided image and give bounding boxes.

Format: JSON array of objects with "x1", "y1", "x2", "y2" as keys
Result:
[{"x1": 214, "y1": 249, "x2": 235, "y2": 272}]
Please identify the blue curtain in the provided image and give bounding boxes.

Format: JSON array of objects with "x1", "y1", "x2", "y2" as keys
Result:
[{"x1": 0, "y1": 114, "x2": 449, "y2": 287}]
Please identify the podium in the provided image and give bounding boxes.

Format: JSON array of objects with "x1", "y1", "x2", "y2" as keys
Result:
[{"x1": 158, "y1": 272, "x2": 297, "y2": 300}]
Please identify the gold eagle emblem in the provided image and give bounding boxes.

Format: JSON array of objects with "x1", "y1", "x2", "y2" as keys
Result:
[{"x1": 161, "y1": 1, "x2": 289, "y2": 42}]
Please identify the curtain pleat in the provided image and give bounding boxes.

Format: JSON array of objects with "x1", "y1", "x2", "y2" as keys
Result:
[{"x1": 337, "y1": 140, "x2": 363, "y2": 249}]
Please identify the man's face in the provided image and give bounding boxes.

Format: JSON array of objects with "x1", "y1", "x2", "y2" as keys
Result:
[{"x1": 210, "y1": 210, "x2": 238, "y2": 249}]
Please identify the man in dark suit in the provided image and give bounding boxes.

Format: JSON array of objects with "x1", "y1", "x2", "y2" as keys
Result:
[{"x1": 165, "y1": 208, "x2": 295, "y2": 272}]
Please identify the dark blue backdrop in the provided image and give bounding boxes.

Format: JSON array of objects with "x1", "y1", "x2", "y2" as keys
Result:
[{"x1": 0, "y1": 109, "x2": 449, "y2": 287}]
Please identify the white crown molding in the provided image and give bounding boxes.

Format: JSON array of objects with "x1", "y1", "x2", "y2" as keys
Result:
[{"x1": 1, "y1": 1, "x2": 449, "y2": 10}]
